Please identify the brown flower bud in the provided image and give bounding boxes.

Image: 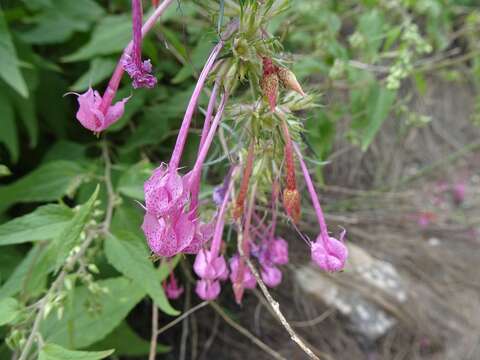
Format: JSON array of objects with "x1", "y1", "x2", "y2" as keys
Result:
[{"x1": 277, "y1": 67, "x2": 305, "y2": 96}]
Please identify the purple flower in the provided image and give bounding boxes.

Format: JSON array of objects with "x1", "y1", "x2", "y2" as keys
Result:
[
  {"x1": 261, "y1": 264, "x2": 282, "y2": 288},
  {"x1": 452, "y1": 181, "x2": 466, "y2": 204},
  {"x1": 196, "y1": 279, "x2": 221, "y2": 301},
  {"x1": 144, "y1": 164, "x2": 189, "y2": 217},
  {"x1": 269, "y1": 237, "x2": 289, "y2": 265},
  {"x1": 141, "y1": 210, "x2": 195, "y2": 257},
  {"x1": 75, "y1": 87, "x2": 129, "y2": 132},
  {"x1": 122, "y1": 0, "x2": 157, "y2": 88},
  {"x1": 311, "y1": 230, "x2": 348, "y2": 272},
  {"x1": 182, "y1": 220, "x2": 214, "y2": 254},
  {"x1": 229, "y1": 255, "x2": 256, "y2": 289},
  {"x1": 164, "y1": 274, "x2": 184, "y2": 300},
  {"x1": 193, "y1": 249, "x2": 229, "y2": 281}
]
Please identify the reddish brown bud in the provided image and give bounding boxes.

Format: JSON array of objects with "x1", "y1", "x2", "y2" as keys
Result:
[
  {"x1": 277, "y1": 67, "x2": 305, "y2": 96},
  {"x1": 234, "y1": 142, "x2": 255, "y2": 220},
  {"x1": 260, "y1": 73, "x2": 279, "y2": 112},
  {"x1": 283, "y1": 188, "x2": 301, "y2": 223},
  {"x1": 152, "y1": 0, "x2": 159, "y2": 7}
]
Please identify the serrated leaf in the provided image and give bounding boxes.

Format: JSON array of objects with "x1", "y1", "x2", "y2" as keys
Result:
[
  {"x1": 0, "y1": 297, "x2": 20, "y2": 326},
  {"x1": 0, "y1": 8, "x2": 28, "y2": 97},
  {"x1": 39, "y1": 343, "x2": 113, "y2": 360},
  {"x1": 0, "y1": 161, "x2": 87, "y2": 213},
  {"x1": 88, "y1": 321, "x2": 169, "y2": 356},
  {"x1": 63, "y1": 16, "x2": 131, "y2": 62},
  {"x1": 0, "y1": 204, "x2": 73, "y2": 246},
  {"x1": 71, "y1": 58, "x2": 117, "y2": 92},
  {"x1": 105, "y1": 232, "x2": 178, "y2": 315},
  {"x1": 40, "y1": 277, "x2": 146, "y2": 348}
]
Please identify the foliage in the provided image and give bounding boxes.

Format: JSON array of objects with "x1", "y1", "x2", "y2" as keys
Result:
[{"x1": 0, "y1": 0, "x2": 479, "y2": 358}]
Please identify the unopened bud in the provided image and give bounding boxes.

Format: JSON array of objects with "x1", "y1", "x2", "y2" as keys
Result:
[
  {"x1": 283, "y1": 188, "x2": 301, "y2": 223},
  {"x1": 277, "y1": 67, "x2": 305, "y2": 96}
]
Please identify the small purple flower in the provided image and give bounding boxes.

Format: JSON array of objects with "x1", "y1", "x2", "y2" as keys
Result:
[
  {"x1": 193, "y1": 249, "x2": 229, "y2": 281},
  {"x1": 229, "y1": 255, "x2": 256, "y2": 289},
  {"x1": 122, "y1": 0, "x2": 157, "y2": 88},
  {"x1": 260, "y1": 264, "x2": 282, "y2": 288},
  {"x1": 164, "y1": 274, "x2": 184, "y2": 300},
  {"x1": 311, "y1": 230, "x2": 348, "y2": 272},
  {"x1": 269, "y1": 237, "x2": 289, "y2": 265},
  {"x1": 196, "y1": 279, "x2": 221, "y2": 301},
  {"x1": 75, "y1": 87, "x2": 129, "y2": 132},
  {"x1": 452, "y1": 181, "x2": 466, "y2": 204}
]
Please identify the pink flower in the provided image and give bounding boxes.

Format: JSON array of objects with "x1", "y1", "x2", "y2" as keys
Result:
[
  {"x1": 293, "y1": 142, "x2": 348, "y2": 272},
  {"x1": 122, "y1": 0, "x2": 156, "y2": 88},
  {"x1": 311, "y1": 230, "x2": 348, "y2": 272},
  {"x1": 141, "y1": 210, "x2": 195, "y2": 257},
  {"x1": 229, "y1": 255, "x2": 256, "y2": 289},
  {"x1": 182, "y1": 221, "x2": 214, "y2": 254},
  {"x1": 452, "y1": 181, "x2": 466, "y2": 204},
  {"x1": 261, "y1": 264, "x2": 282, "y2": 288},
  {"x1": 193, "y1": 249, "x2": 229, "y2": 281},
  {"x1": 164, "y1": 273, "x2": 184, "y2": 299},
  {"x1": 144, "y1": 164, "x2": 189, "y2": 217},
  {"x1": 75, "y1": 87, "x2": 129, "y2": 132},
  {"x1": 196, "y1": 279, "x2": 221, "y2": 301},
  {"x1": 269, "y1": 237, "x2": 289, "y2": 265}
]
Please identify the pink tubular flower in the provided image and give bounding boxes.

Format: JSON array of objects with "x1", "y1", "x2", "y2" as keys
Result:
[
  {"x1": 193, "y1": 166, "x2": 235, "y2": 300},
  {"x1": 164, "y1": 273, "x2": 184, "y2": 300},
  {"x1": 122, "y1": 0, "x2": 156, "y2": 88},
  {"x1": 260, "y1": 264, "x2": 282, "y2": 288},
  {"x1": 196, "y1": 279, "x2": 221, "y2": 301},
  {"x1": 229, "y1": 255, "x2": 256, "y2": 290},
  {"x1": 193, "y1": 249, "x2": 228, "y2": 281},
  {"x1": 144, "y1": 164, "x2": 189, "y2": 217},
  {"x1": 268, "y1": 237, "x2": 289, "y2": 265},
  {"x1": 75, "y1": 87, "x2": 129, "y2": 132},
  {"x1": 293, "y1": 143, "x2": 348, "y2": 272},
  {"x1": 74, "y1": 0, "x2": 173, "y2": 133},
  {"x1": 141, "y1": 210, "x2": 195, "y2": 257}
]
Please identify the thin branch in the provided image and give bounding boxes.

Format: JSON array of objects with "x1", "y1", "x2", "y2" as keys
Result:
[
  {"x1": 209, "y1": 302, "x2": 287, "y2": 360},
  {"x1": 156, "y1": 301, "x2": 208, "y2": 336},
  {"x1": 102, "y1": 141, "x2": 116, "y2": 231},
  {"x1": 244, "y1": 258, "x2": 321, "y2": 360},
  {"x1": 149, "y1": 303, "x2": 159, "y2": 360}
]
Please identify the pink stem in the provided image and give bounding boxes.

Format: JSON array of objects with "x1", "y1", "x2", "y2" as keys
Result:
[
  {"x1": 99, "y1": 0, "x2": 175, "y2": 113},
  {"x1": 190, "y1": 81, "x2": 220, "y2": 214},
  {"x1": 293, "y1": 143, "x2": 329, "y2": 243},
  {"x1": 131, "y1": 0, "x2": 143, "y2": 67},
  {"x1": 190, "y1": 92, "x2": 229, "y2": 180},
  {"x1": 168, "y1": 42, "x2": 224, "y2": 170},
  {"x1": 210, "y1": 166, "x2": 236, "y2": 258}
]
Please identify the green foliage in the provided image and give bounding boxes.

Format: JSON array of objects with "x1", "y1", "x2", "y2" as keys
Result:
[{"x1": 38, "y1": 343, "x2": 113, "y2": 360}]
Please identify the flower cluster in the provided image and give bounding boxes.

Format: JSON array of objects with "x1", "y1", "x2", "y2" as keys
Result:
[{"x1": 74, "y1": 2, "x2": 348, "y2": 304}]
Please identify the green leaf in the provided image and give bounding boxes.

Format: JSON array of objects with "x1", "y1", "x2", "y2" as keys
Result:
[
  {"x1": 0, "y1": 89, "x2": 18, "y2": 162},
  {"x1": 0, "y1": 247, "x2": 23, "y2": 282},
  {"x1": 50, "y1": 186, "x2": 99, "y2": 270},
  {"x1": 0, "y1": 161, "x2": 87, "y2": 212},
  {"x1": 41, "y1": 277, "x2": 146, "y2": 348},
  {"x1": 71, "y1": 58, "x2": 117, "y2": 92},
  {"x1": 361, "y1": 86, "x2": 396, "y2": 151},
  {"x1": 39, "y1": 343, "x2": 113, "y2": 360},
  {"x1": 117, "y1": 161, "x2": 154, "y2": 201},
  {"x1": 88, "y1": 321, "x2": 169, "y2": 356},
  {"x1": 20, "y1": 0, "x2": 104, "y2": 45},
  {"x1": 105, "y1": 232, "x2": 178, "y2": 315},
  {"x1": 0, "y1": 297, "x2": 20, "y2": 326},
  {"x1": 0, "y1": 204, "x2": 73, "y2": 246},
  {"x1": 0, "y1": 245, "x2": 45, "y2": 298},
  {"x1": 63, "y1": 16, "x2": 131, "y2": 62},
  {"x1": 0, "y1": 8, "x2": 28, "y2": 97}
]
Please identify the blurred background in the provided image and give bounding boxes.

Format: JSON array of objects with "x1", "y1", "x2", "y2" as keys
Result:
[{"x1": 1, "y1": 1, "x2": 480, "y2": 359}]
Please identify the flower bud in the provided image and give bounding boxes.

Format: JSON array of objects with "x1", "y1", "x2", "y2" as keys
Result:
[
  {"x1": 283, "y1": 188, "x2": 301, "y2": 223},
  {"x1": 277, "y1": 67, "x2": 305, "y2": 96}
]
